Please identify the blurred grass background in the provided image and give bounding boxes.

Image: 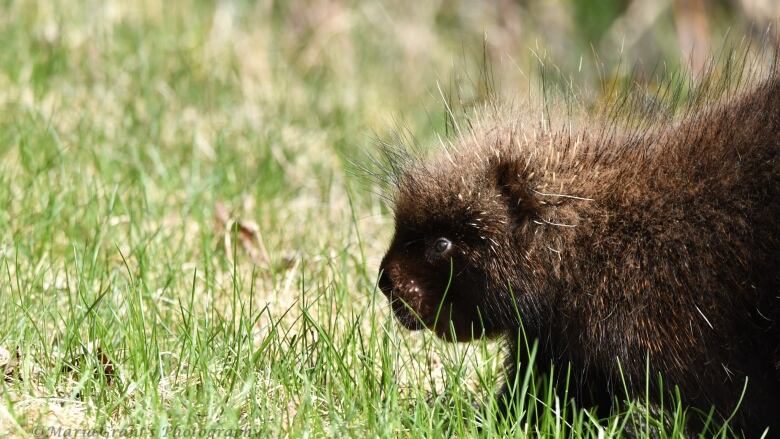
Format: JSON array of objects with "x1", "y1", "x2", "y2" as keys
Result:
[{"x1": 0, "y1": 0, "x2": 777, "y2": 437}]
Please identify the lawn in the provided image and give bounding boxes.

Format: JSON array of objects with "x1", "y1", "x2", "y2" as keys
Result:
[{"x1": 0, "y1": 1, "x2": 760, "y2": 437}]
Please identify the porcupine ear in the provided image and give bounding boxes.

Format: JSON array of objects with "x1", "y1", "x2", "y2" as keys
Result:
[{"x1": 492, "y1": 157, "x2": 539, "y2": 227}]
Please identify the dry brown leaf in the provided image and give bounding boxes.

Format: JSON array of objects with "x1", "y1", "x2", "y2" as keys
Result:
[
  {"x1": 95, "y1": 347, "x2": 115, "y2": 384},
  {"x1": 0, "y1": 346, "x2": 20, "y2": 382},
  {"x1": 214, "y1": 201, "x2": 270, "y2": 265},
  {"x1": 60, "y1": 342, "x2": 115, "y2": 384}
]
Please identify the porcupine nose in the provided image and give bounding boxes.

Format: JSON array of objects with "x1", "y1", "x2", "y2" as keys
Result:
[{"x1": 378, "y1": 265, "x2": 393, "y2": 298}]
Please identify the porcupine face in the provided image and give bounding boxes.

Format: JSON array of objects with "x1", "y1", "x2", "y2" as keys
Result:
[{"x1": 378, "y1": 156, "x2": 539, "y2": 342}]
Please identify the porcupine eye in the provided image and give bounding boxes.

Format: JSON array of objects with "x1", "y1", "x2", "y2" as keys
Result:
[{"x1": 433, "y1": 237, "x2": 452, "y2": 255}]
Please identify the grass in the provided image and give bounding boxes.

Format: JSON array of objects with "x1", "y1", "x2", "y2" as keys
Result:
[{"x1": 0, "y1": 1, "x2": 759, "y2": 437}]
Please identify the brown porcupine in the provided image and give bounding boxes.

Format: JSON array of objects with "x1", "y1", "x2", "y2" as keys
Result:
[{"x1": 374, "y1": 54, "x2": 780, "y2": 436}]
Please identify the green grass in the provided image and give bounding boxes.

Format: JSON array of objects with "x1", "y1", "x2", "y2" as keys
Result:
[{"x1": 0, "y1": 1, "x2": 758, "y2": 437}]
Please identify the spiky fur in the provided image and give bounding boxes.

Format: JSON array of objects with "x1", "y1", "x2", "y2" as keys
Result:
[{"x1": 375, "y1": 50, "x2": 779, "y2": 435}]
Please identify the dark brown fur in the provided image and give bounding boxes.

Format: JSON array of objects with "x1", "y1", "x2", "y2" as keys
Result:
[{"x1": 376, "y1": 58, "x2": 780, "y2": 435}]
